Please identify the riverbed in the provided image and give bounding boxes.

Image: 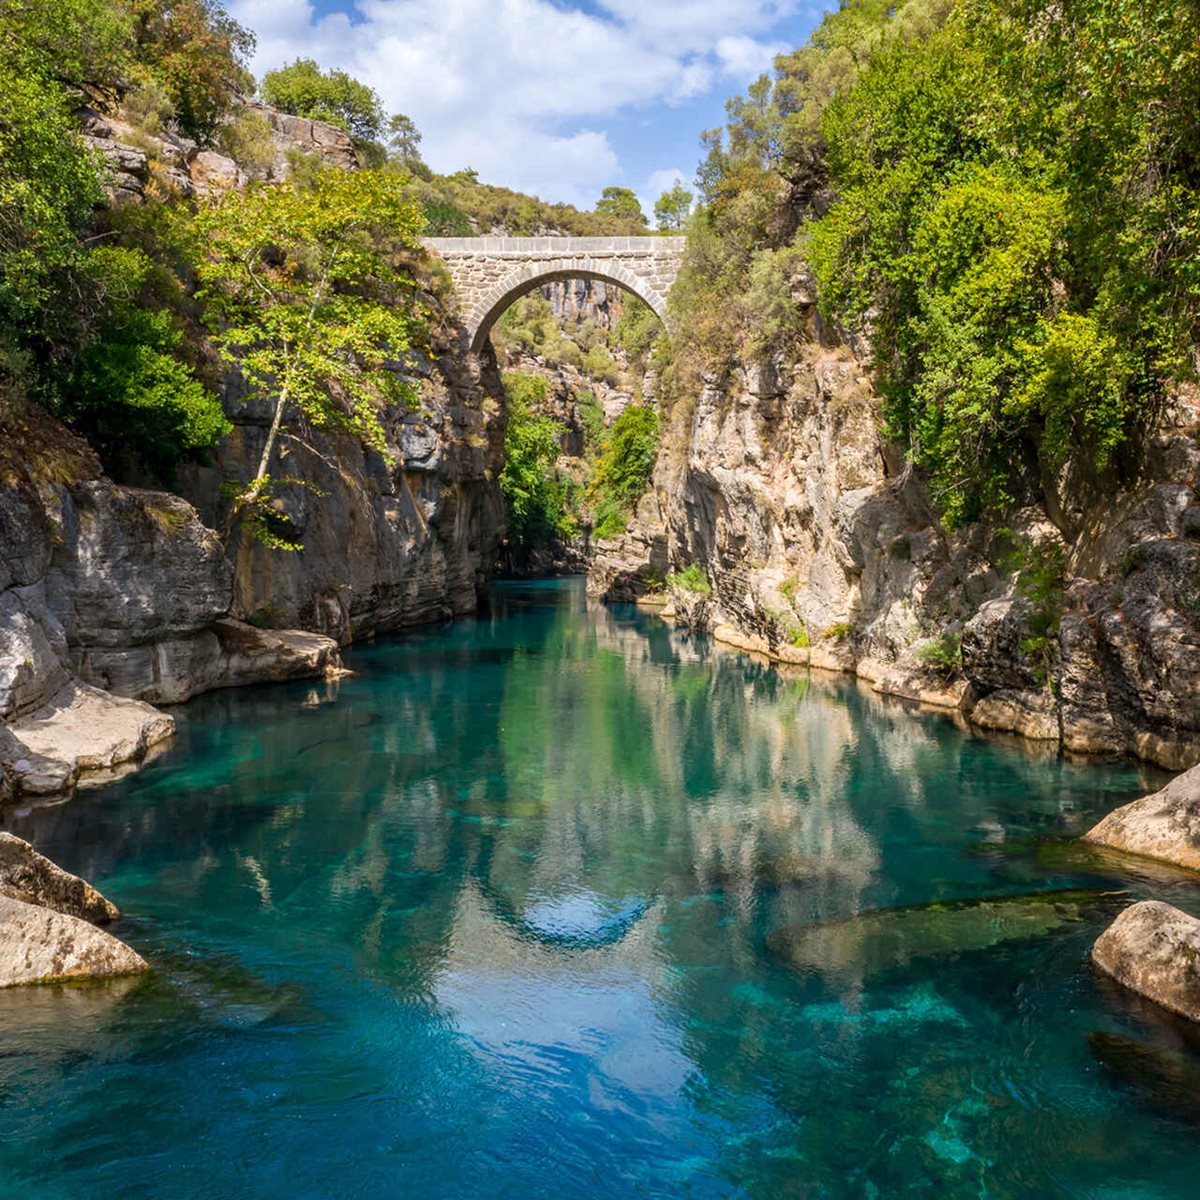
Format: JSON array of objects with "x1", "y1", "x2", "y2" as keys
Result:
[{"x1": 2, "y1": 579, "x2": 1196, "y2": 1198}]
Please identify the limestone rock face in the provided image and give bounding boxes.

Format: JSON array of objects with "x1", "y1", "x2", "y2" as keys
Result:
[
  {"x1": 0, "y1": 408, "x2": 345, "y2": 798},
  {"x1": 176, "y1": 348, "x2": 507, "y2": 644},
  {"x1": 0, "y1": 894, "x2": 147, "y2": 988},
  {"x1": 45, "y1": 482, "x2": 231, "y2": 650},
  {"x1": 589, "y1": 337, "x2": 1200, "y2": 768},
  {"x1": 7, "y1": 683, "x2": 175, "y2": 795},
  {"x1": 1085, "y1": 763, "x2": 1200, "y2": 870},
  {"x1": 0, "y1": 833, "x2": 119, "y2": 923},
  {"x1": 1092, "y1": 901, "x2": 1200, "y2": 1023}
]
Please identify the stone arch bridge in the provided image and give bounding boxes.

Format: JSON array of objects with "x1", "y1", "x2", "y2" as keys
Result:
[{"x1": 424, "y1": 236, "x2": 687, "y2": 353}]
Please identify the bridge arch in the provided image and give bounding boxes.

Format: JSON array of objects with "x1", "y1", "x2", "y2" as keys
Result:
[
  {"x1": 470, "y1": 260, "x2": 667, "y2": 354},
  {"x1": 424, "y1": 237, "x2": 686, "y2": 354}
]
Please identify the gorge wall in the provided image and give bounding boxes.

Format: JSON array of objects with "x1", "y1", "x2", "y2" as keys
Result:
[
  {"x1": 1, "y1": 104, "x2": 508, "y2": 802},
  {"x1": 589, "y1": 339, "x2": 1200, "y2": 771}
]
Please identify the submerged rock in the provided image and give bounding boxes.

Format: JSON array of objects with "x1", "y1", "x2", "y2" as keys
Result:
[
  {"x1": 1088, "y1": 1031, "x2": 1200, "y2": 1123},
  {"x1": 1092, "y1": 900, "x2": 1200, "y2": 1023},
  {"x1": 0, "y1": 833, "x2": 119, "y2": 923},
  {"x1": 769, "y1": 888, "x2": 1118, "y2": 980},
  {"x1": 0, "y1": 894, "x2": 147, "y2": 988},
  {"x1": 1084, "y1": 763, "x2": 1200, "y2": 871}
]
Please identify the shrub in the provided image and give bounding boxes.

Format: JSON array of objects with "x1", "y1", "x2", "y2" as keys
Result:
[
  {"x1": 260, "y1": 58, "x2": 384, "y2": 142},
  {"x1": 914, "y1": 631, "x2": 962, "y2": 676},
  {"x1": 668, "y1": 563, "x2": 712, "y2": 595},
  {"x1": 217, "y1": 109, "x2": 276, "y2": 176}
]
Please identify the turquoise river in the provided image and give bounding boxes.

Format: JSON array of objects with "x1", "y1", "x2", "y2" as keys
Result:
[{"x1": 3, "y1": 579, "x2": 1200, "y2": 1199}]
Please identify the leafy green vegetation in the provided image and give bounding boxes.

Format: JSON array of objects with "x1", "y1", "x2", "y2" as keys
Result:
[
  {"x1": 654, "y1": 181, "x2": 693, "y2": 231},
  {"x1": 915, "y1": 632, "x2": 962, "y2": 677},
  {"x1": 0, "y1": 0, "x2": 248, "y2": 454},
  {"x1": 666, "y1": 0, "x2": 1200, "y2": 530},
  {"x1": 587, "y1": 404, "x2": 659, "y2": 538},
  {"x1": 189, "y1": 166, "x2": 427, "y2": 546},
  {"x1": 60, "y1": 245, "x2": 229, "y2": 476},
  {"x1": 667, "y1": 563, "x2": 712, "y2": 596},
  {"x1": 260, "y1": 58, "x2": 385, "y2": 142},
  {"x1": 500, "y1": 372, "x2": 578, "y2": 550}
]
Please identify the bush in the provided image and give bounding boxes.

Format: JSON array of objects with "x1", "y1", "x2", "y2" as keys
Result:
[
  {"x1": 260, "y1": 59, "x2": 384, "y2": 142},
  {"x1": 668, "y1": 563, "x2": 712, "y2": 595},
  {"x1": 499, "y1": 371, "x2": 581, "y2": 548},
  {"x1": 60, "y1": 246, "x2": 229, "y2": 474},
  {"x1": 914, "y1": 631, "x2": 961, "y2": 676},
  {"x1": 217, "y1": 109, "x2": 276, "y2": 176}
]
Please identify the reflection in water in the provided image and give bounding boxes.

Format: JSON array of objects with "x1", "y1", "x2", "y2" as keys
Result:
[{"x1": 0, "y1": 579, "x2": 1192, "y2": 1199}]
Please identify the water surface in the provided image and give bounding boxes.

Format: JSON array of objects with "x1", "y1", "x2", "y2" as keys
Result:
[{"x1": 2, "y1": 579, "x2": 1197, "y2": 1199}]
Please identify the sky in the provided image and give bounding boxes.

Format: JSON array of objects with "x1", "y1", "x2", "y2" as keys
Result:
[{"x1": 227, "y1": 0, "x2": 830, "y2": 214}]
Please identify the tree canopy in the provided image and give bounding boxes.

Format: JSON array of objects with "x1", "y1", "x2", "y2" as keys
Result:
[
  {"x1": 665, "y1": 0, "x2": 1200, "y2": 528},
  {"x1": 260, "y1": 59, "x2": 386, "y2": 142}
]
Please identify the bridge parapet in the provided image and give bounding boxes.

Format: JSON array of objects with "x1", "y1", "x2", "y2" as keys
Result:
[{"x1": 424, "y1": 236, "x2": 687, "y2": 353}]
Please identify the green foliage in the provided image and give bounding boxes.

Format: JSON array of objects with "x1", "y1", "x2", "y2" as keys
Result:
[
  {"x1": 1013, "y1": 541, "x2": 1066, "y2": 687},
  {"x1": 61, "y1": 245, "x2": 229, "y2": 472},
  {"x1": 576, "y1": 390, "x2": 605, "y2": 448},
  {"x1": 0, "y1": 61, "x2": 105, "y2": 389},
  {"x1": 611, "y1": 296, "x2": 660, "y2": 367},
  {"x1": 596, "y1": 187, "x2": 646, "y2": 228},
  {"x1": 402, "y1": 171, "x2": 647, "y2": 239},
  {"x1": 126, "y1": 0, "x2": 255, "y2": 141},
  {"x1": 260, "y1": 58, "x2": 384, "y2": 142},
  {"x1": 670, "y1": 0, "x2": 1200, "y2": 529},
  {"x1": 189, "y1": 166, "x2": 427, "y2": 542},
  {"x1": 654, "y1": 181, "x2": 693, "y2": 231},
  {"x1": 667, "y1": 563, "x2": 712, "y2": 595},
  {"x1": 495, "y1": 294, "x2": 587, "y2": 368},
  {"x1": 500, "y1": 372, "x2": 579, "y2": 547},
  {"x1": 216, "y1": 108, "x2": 276, "y2": 177},
  {"x1": 914, "y1": 632, "x2": 961, "y2": 676},
  {"x1": 589, "y1": 404, "x2": 659, "y2": 510},
  {"x1": 808, "y1": 0, "x2": 1200, "y2": 525}
]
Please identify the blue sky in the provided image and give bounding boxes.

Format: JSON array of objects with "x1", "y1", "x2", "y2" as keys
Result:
[{"x1": 228, "y1": 0, "x2": 829, "y2": 212}]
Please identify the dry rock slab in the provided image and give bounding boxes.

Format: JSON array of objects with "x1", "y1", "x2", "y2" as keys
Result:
[
  {"x1": 1084, "y1": 762, "x2": 1200, "y2": 871},
  {"x1": 1092, "y1": 900, "x2": 1200, "y2": 1023},
  {"x1": 0, "y1": 833, "x2": 119, "y2": 923},
  {"x1": 6, "y1": 681, "x2": 174, "y2": 794},
  {"x1": 0, "y1": 894, "x2": 147, "y2": 988}
]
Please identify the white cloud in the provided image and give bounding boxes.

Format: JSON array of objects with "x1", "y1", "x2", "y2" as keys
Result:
[{"x1": 229, "y1": 0, "x2": 806, "y2": 205}]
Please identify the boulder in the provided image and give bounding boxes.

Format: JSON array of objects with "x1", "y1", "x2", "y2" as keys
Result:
[
  {"x1": 1084, "y1": 762, "x2": 1200, "y2": 870},
  {"x1": 4, "y1": 682, "x2": 175, "y2": 796},
  {"x1": 0, "y1": 833, "x2": 119, "y2": 924},
  {"x1": 1092, "y1": 900, "x2": 1200, "y2": 1023},
  {"x1": 0, "y1": 894, "x2": 147, "y2": 988}
]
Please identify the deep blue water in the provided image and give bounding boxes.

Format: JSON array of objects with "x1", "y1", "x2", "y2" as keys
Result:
[{"x1": 3, "y1": 578, "x2": 1199, "y2": 1199}]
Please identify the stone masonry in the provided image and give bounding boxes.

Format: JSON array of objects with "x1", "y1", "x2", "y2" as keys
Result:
[{"x1": 424, "y1": 237, "x2": 687, "y2": 352}]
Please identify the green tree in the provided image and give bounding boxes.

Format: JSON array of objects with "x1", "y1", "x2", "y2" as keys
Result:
[
  {"x1": 387, "y1": 114, "x2": 423, "y2": 163},
  {"x1": 189, "y1": 167, "x2": 427, "y2": 546},
  {"x1": 260, "y1": 59, "x2": 385, "y2": 142},
  {"x1": 500, "y1": 371, "x2": 577, "y2": 547},
  {"x1": 654, "y1": 181, "x2": 693, "y2": 231},
  {"x1": 125, "y1": 0, "x2": 255, "y2": 141},
  {"x1": 62, "y1": 245, "x2": 230, "y2": 474},
  {"x1": 596, "y1": 187, "x2": 646, "y2": 227}
]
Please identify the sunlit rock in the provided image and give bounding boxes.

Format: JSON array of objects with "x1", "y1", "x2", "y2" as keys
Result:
[
  {"x1": 1092, "y1": 900, "x2": 1200, "y2": 1023},
  {"x1": 1085, "y1": 763, "x2": 1200, "y2": 870}
]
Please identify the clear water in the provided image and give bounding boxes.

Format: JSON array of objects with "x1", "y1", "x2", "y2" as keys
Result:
[{"x1": 3, "y1": 578, "x2": 1199, "y2": 1199}]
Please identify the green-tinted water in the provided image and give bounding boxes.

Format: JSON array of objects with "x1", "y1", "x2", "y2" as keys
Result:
[{"x1": 2, "y1": 579, "x2": 1197, "y2": 1198}]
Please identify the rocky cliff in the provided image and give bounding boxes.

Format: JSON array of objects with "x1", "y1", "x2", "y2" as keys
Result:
[
  {"x1": 0, "y1": 94, "x2": 515, "y2": 804},
  {"x1": 177, "y1": 345, "x2": 506, "y2": 643},
  {"x1": 590, "y1": 341, "x2": 1200, "y2": 771},
  {"x1": 0, "y1": 407, "x2": 345, "y2": 800}
]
